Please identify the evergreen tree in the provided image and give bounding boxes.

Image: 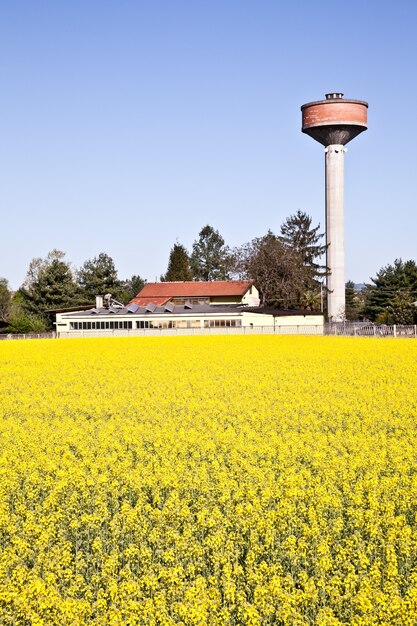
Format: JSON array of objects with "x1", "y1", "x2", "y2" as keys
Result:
[
  {"x1": 77, "y1": 253, "x2": 121, "y2": 301},
  {"x1": 191, "y1": 225, "x2": 230, "y2": 281},
  {"x1": 388, "y1": 290, "x2": 416, "y2": 325},
  {"x1": 364, "y1": 259, "x2": 417, "y2": 322},
  {"x1": 345, "y1": 280, "x2": 364, "y2": 321},
  {"x1": 161, "y1": 243, "x2": 193, "y2": 282},
  {"x1": 279, "y1": 210, "x2": 327, "y2": 287},
  {"x1": 19, "y1": 250, "x2": 78, "y2": 327}
]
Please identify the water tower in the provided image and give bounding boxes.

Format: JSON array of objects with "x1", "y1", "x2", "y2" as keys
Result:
[{"x1": 301, "y1": 93, "x2": 368, "y2": 321}]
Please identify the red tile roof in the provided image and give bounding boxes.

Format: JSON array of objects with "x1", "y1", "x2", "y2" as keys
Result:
[{"x1": 129, "y1": 280, "x2": 253, "y2": 306}]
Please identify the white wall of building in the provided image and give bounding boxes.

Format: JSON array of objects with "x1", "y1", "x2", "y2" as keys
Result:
[{"x1": 56, "y1": 310, "x2": 324, "y2": 337}]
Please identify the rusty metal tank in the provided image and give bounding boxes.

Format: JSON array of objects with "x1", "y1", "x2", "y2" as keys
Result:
[{"x1": 301, "y1": 93, "x2": 368, "y2": 146}]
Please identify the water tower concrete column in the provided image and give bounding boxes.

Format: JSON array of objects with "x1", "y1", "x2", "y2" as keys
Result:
[{"x1": 325, "y1": 144, "x2": 345, "y2": 320}]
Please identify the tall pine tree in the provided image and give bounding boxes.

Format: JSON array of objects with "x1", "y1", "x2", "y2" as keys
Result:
[
  {"x1": 161, "y1": 243, "x2": 193, "y2": 282},
  {"x1": 279, "y1": 210, "x2": 327, "y2": 288},
  {"x1": 345, "y1": 280, "x2": 365, "y2": 321}
]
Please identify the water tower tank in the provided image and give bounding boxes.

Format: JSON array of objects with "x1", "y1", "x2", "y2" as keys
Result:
[{"x1": 301, "y1": 93, "x2": 368, "y2": 146}]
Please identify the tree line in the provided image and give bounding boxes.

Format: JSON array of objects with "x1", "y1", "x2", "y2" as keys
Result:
[
  {"x1": 156, "y1": 218, "x2": 417, "y2": 324},
  {"x1": 1, "y1": 211, "x2": 417, "y2": 332},
  {"x1": 163, "y1": 213, "x2": 327, "y2": 308},
  {"x1": 0, "y1": 252, "x2": 146, "y2": 333},
  {"x1": 345, "y1": 259, "x2": 417, "y2": 325}
]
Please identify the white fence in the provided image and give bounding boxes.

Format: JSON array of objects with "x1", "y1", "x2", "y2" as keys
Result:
[
  {"x1": 1, "y1": 324, "x2": 416, "y2": 340},
  {"x1": 56, "y1": 325, "x2": 324, "y2": 338},
  {"x1": 0, "y1": 332, "x2": 56, "y2": 341},
  {"x1": 325, "y1": 323, "x2": 417, "y2": 338}
]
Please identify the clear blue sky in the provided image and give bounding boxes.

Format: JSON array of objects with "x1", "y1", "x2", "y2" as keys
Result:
[{"x1": 1, "y1": 1, "x2": 416, "y2": 289}]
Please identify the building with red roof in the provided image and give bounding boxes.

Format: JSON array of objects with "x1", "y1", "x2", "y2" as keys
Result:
[
  {"x1": 129, "y1": 280, "x2": 260, "y2": 307},
  {"x1": 55, "y1": 281, "x2": 324, "y2": 337}
]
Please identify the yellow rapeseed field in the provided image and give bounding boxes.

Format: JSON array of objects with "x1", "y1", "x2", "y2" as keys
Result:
[{"x1": 1, "y1": 335, "x2": 417, "y2": 625}]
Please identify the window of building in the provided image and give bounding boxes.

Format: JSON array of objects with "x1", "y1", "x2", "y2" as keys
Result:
[
  {"x1": 204, "y1": 319, "x2": 241, "y2": 328},
  {"x1": 69, "y1": 319, "x2": 133, "y2": 331},
  {"x1": 137, "y1": 320, "x2": 150, "y2": 329}
]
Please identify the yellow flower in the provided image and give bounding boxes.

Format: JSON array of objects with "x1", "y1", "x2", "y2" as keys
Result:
[{"x1": 0, "y1": 335, "x2": 416, "y2": 623}]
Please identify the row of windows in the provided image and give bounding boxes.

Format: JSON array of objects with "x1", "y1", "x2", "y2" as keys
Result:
[
  {"x1": 69, "y1": 318, "x2": 242, "y2": 331},
  {"x1": 137, "y1": 320, "x2": 201, "y2": 329},
  {"x1": 70, "y1": 321, "x2": 133, "y2": 330},
  {"x1": 204, "y1": 319, "x2": 242, "y2": 328}
]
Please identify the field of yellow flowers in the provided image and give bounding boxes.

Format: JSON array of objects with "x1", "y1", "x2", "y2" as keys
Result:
[{"x1": 1, "y1": 335, "x2": 417, "y2": 625}]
